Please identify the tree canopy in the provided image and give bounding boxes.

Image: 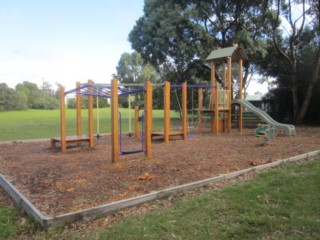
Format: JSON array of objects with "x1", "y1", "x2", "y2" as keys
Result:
[
  {"x1": 114, "y1": 52, "x2": 158, "y2": 84},
  {"x1": 129, "y1": 0, "x2": 273, "y2": 84},
  {"x1": 0, "y1": 81, "x2": 60, "y2": 111},
  {"x1": 0, "y1": 83, "x2": 27, "y2": 111}
]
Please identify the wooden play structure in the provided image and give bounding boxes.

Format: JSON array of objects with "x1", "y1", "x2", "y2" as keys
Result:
[
  {"x1": 53, "y1": 46, "x2": 249, "y2": 162},
  {"x1": 151, "y1": 81, "x2": 187, "y2": 142},
  {"x1": 51, "y1": 80, "x2": 94, "y2": 152},
  {"x1": 111, "y1": 80, "x2": 153, "y2": 162},
  {"x1": 53, "y1": 79, "x2": 152, "y2": 163},
  {"x1": 203, "y1": 45, "x2": 248, "y2": 134},
  {"x1": 150, "y1": 46, "x2": 248, "y2": 137}
]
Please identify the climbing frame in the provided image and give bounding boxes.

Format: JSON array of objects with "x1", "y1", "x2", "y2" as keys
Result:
[{"x1": 206, "y1": 45, "x2": 248, "y2": 134}]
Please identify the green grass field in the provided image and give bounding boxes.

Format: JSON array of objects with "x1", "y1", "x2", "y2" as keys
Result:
[
  {"x1": 0, "y1": 108, "x2": 181, "y2": 141},
  {"x1": 1, "y1": 160, "x2": 319, "y2": 239}
]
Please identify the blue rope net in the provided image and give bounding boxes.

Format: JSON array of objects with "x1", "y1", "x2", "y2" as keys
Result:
[{"x1": 64, "y1": 84, "x2": 145, "y2": 98}]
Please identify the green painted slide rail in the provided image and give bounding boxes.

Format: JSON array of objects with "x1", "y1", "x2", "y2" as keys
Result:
[{"x1": 233, "y1": 99, "x2": 296, "y2": 136}]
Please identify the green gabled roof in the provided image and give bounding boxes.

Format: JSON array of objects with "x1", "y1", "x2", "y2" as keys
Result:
[{"x1": 206, "y1": 46, "x2": 248, "y2": 62}]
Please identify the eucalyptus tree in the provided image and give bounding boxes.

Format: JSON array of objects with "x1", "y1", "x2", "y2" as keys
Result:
[
  {"x1": 115, "y1": 51, "x2": 158, "y2": 84},
  {"x1": 294, "y1": 0, "x2": 320, "y2": 123},
  {"x1": 114, "y1": 51, "x2": 160, "y2": 107},
  {"x1": 265, "y1": 0, "x2": 319, "y2": 123}
]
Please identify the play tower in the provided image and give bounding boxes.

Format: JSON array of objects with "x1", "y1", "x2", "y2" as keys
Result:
[{"x1": 205, "y1": 45, "x2": 248, "y2": 134}]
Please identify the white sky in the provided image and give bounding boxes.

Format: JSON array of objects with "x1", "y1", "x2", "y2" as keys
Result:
[
  {"x1": 0, "y1": 0, "x2": 268, "y2": 95},
  {"x1": 0, "y1": 0, "x2": 144, "y2": 91}
]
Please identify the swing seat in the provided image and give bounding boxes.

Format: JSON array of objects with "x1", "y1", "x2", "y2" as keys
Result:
[{"x1": 120, "y1": 149, "x2": 144, "y2": 155}]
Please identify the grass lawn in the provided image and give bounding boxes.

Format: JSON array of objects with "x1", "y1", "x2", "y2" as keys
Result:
[
  {"x1": 1, "y1": 159, "x2": 319, "y2": 239},
  {"x1": 0, "y1": 108, "x2": 181, "y2": 141}
]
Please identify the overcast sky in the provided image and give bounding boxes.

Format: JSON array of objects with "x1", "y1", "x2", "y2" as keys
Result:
[{"x1": 0, "y1": 0, "x2": 267, "y2": 94}]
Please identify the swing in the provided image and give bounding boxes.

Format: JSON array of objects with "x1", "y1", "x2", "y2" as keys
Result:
[
  {"x1": 119, "y1": 111, "x2": 145, "y2": 155},
  {"x1": 172, "y1": 84, "x2": 201, "y2": 137},
  {"x1": 127, "y1": 92, "x2": 134, "y2": 137},
  {"x1": 201, "y1": 89, "x2": 213, "y2": 128},
  {"x1": 121, "y1": 149, "x2": 144, "y2": 155},
  {"x1": 187, "y1": 87, "x2": 199, "y2": 137}
]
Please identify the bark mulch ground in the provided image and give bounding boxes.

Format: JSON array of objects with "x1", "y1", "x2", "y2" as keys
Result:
[{"x1": 0, "y1": 127, "x2": 319, "y2": 217}]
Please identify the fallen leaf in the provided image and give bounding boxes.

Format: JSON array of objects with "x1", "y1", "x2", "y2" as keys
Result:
[
  {"x1": 66, "y1": 188, "x2": 74, "y2": 193},
  {"x1": 137, "y1": 172, "x2": 155, "y2": 180}
]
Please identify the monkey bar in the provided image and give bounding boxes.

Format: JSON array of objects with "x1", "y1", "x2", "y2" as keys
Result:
[{"x1": 55, "y1": 79, "x2": 152, "y2": 163}]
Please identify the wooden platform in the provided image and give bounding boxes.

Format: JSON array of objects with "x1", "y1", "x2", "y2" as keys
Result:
[
  {"x1": 51, "y1": 135, "x2": 90, "y2": 151},
  {"x1": 151, "y1": 130, "x2": 184, "y2": 140},
  {"x1": 201, "y1": 109, "x2": 214, "y2": 113}
]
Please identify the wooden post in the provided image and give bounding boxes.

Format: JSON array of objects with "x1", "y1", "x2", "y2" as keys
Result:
[
  {"x1": 211, "y1": 61, "x2": 219, "y2": 134},
  {"x1": 227, "y1": 57, "x2": 232, "y2": 133},
  {"x1": 164, "y1": 81, "x2": 170, "y2": 142},
  {"x1": 214, "y1": 83, "x2": 219, "y2": 134},
  {"x1": 76, "y1": 82, "x2": 82, "y2": 136},
  {"x1": 144, "y1": 81, "x2": 152, "y2": 158},
  {"x1": 60, "y1": 86, "x2": 67, "y2": 153},
  {"x1": 238, "y1": 58, "x2": 243, "y2": 133},
  {"x1": 111, "y1": 79, "x2": 119, "y2": 162},
  {"x1": 198, "y1": 88, "x2": 203, "y2": 133},
  {"x1": 88, "y1": 80, "x2": 94, "y2": 147},
  {"x1": 223, "y1": 62, "x2": 227, "y2": 86},
  {"x1": 211, "y1": 62, "x2": 214, "y2": 133},
  {"x1": 222, "y1": 62, "x2": 227, "y2": 132},
  {"x1": 182, "y1": 82, "x2": 187, "y2": 140},
  {"x1": 134, "y1": 105, "x2": 139, "y2": 139}
]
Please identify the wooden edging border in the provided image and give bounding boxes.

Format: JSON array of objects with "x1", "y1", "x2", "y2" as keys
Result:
[{"x1": 1, "y1": 149, "x2": 320, "y2": 228}]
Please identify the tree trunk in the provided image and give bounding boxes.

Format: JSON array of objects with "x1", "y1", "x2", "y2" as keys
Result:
[
  {"x1": 295, "y1": 44, "x2": 320, "y2": 124},
  {"x1": 291, "y1": 61, "x2": 299, "y2": 122}
]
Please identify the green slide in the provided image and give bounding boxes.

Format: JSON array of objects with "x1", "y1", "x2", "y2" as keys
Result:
[{"x1": 233, "y1": 99, "x2": 296, "y2": 136}]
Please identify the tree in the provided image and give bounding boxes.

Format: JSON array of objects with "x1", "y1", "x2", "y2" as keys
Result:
[
  {"x1": 41, "y1": 79, "x2": 54, "y2": 96},
  {"x1": 15, "y1": 81, "x2": 59, "y2": 110},
  {"x1": 129, "y1": 0, "x2": 274, "y2": 85},
  {"x1": 16, "y1": 81, "x2": 42, "y2": 108},
  {"x1": 0, "y1": 83, "x2": 27, "y2": 111},
  {"x1": 129, "y1": 0, "x2": 320, "y2": 123},
  {"x1": 265, "y1": 0, "x2": 320, "y2": 124},
  {"x1": 115, "y1": 51, "x2": 160, "y2": 108},
  {"x1": 294, "y1": 0, "x2": 320, "y2": 123},
  {"x1": 115, "y1": 52, "x2": 143, "y2": 83},
  {"x1": 115, "y1": 52, "x2": 158, "y2": 84}
]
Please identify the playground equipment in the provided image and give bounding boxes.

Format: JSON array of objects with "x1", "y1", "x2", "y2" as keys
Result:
[
  {"x1": 197, "y1": 85, "x2": 221, "y2": 133},
  {"x1": 118, "y1": 110, "x2": 144, "y2": 154},
  {"x1": 55, "y1": 46, "x2": 292, "y2": 161},
  {"x1": 151, "y1": 81, "x2": 187, "y2": 142},
  {"x1": 205, "y1": 45, "x2": 248, "y2": 134},
  {"x1": 117, "y1": 91, "x2": 146, "y2": 154},
  {"x1": 205, "y1": 46, "x2": 295, "y2": 137},
  {"x1": 112, "y1": 80, "x2": 152, "y2": 162},
  {"x1": 255, "y1": 123, "x2": 277, "y2": 145},
  {"x1": 233, "y1": 99, "x2": 296, "y2": 136},
  {"x1": 255, "y1": 124, "x2": 277, "y2": 138},
  {"x1": 151, "y1": 81, "x2": 223, "y2": 141},
  {"x1": 51, "y1": 80, "x2": 94, "y2": 152},
  {"x1": 53, "y1": 79, "x2": 152, "y2": 163}
]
